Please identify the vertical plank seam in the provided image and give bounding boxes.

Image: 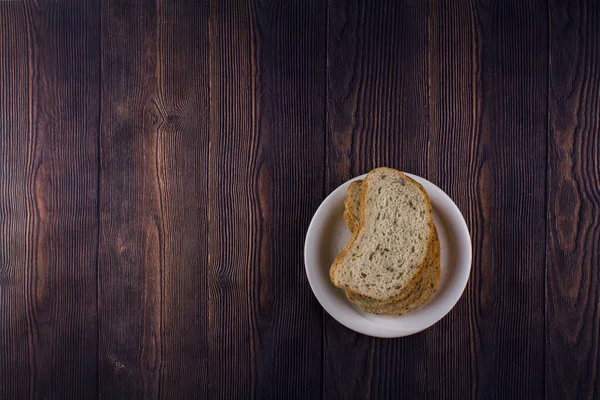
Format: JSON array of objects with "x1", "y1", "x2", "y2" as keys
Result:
[
  {"x1": 425, "y1": 0, "x2": 431, "y2": 181},
  {"x1": 322, "y1": 1, "x2": 329, "y2": 400},
  {"x1": 23, "y1": 3, "x2": 38, "y2": 398},
  {"x1": 544, "y1": 1, "x2": 551, "y2": 398},
  {"x1": 207, "y1": 0, "x2": 213, "y2": 395},
  {"x1": 154, "y1": 0, "x2": 166, "y2": 396},
  {"x1": 469, "y1": 2, "x2": 480, "y2": 398},
  {"x1": 96, "y1": 0, "x2": 103, "y2": 397},
  {"x1": 424, "y1": 1, "x2": 431, "y2": 394},
  {"x1": 246, "y1": 1, "x2": 258, "y2": 397}
]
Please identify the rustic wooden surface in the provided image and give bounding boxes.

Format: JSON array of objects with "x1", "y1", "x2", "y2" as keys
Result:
[{"x1": 1, "y1": 0, "x2": 598, "y2": 398}]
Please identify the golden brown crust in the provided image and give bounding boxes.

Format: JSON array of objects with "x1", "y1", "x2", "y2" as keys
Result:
[
  {"x1": 343, "y1": 210, "x2": 357, "y2": 233},
  {"x1": 343, "y1": 181, "x2": 362, "y2": 232}
]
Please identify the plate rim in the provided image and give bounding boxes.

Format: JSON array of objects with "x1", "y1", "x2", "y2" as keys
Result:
[{"x1": 304, "y1": 172, "x2": 472, "y2": 338}]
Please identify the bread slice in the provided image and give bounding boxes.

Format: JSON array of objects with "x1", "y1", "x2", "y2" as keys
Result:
[
  {"x1": 344, "y1": 181, "x2": 428, "y2": 312},
  {"x1": 348, "y1": 234, "x2": 440, "y2": 315},
  {"x1": 345, "y1": 229, "x2": 439, "y2": 314},
  {"x1": 342, "y1": 179, "x2": 440, "y2": 314},
  {"x1": 373, "y1": 238, "x2": 440, "y2": 315},
  {"x1": 330, "y1": 168, "x2": 437, "y2": 304},
  {"x1": 344, "y1": 180, "x2": 429, "y2": 307}
]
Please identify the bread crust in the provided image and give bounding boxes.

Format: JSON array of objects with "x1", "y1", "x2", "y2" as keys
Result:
[{"x1": 342, "y1": 180, "x2": 362, "y2": 233}]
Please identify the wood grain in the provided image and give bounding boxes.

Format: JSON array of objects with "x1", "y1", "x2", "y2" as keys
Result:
[
  {"x1": 0, "y1": 1, "x2": 101, "y2": 398},
  {"x1": 1, "y1": 0, "x2": 599, "y2": 397},
  {"x1": 325, "y1": 1, "x2": 431, "y2": 398},
  {"x1": 98, "y1": 0, "x2": 210, "y2": 397},
  {"x1": 207, "y1": 0, "x2": 326, "y2": 397},
  {"x1": 429, "y1": 1, "x2": 548, "y2": 397},
  {"x1": 547, "y1": 0, "x2": 600, "y2": 397},
  {"x1": 430, "y1": 1, "x2": 548, "y2": 398},
  {"x1": 426, "y1": 2, "x2": 478, "y2": 397}
]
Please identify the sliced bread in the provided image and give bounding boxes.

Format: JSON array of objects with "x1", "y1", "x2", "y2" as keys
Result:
[
  {"x1": 342, "y1": 179, "x2": 440, "y2": 314},
  {"x1": 330, "y1": 168, "x2": 437, "y2": 303},
  {"x1": 348, "y1": 234, "x2": 440, "y2": 315}
]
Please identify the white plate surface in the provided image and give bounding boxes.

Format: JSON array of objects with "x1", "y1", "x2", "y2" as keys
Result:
[{"x1": 304, "y1": 173, "x2": 472, "y2": 338}]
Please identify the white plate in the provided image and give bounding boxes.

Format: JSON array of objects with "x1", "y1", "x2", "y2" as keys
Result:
[{"x1": 304, "y1": 173, "x2": 472, "y2": 338}]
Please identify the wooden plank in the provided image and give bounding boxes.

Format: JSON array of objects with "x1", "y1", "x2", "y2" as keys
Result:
[
  {"x1": 428, "y1": 0, "x2": 548, "y2": 397},
  {"x1": 207, "y1": 0, "x2": 326, "y2": 397},
  {"x1": 547, "y1": 0, "x2": 600, "y2": 397},
  {"x1": 0, "y1": 1, "x2": 100, "y2": 398},
  {"x1": 98, "y1": 0, "x2": 210, "y2": 397},
  {"x1": 425, "y1": 2, "x2": 477, "y2": 397},
  {"x1": 325, "y1": 1, "x2": 431, "y2": 397}
]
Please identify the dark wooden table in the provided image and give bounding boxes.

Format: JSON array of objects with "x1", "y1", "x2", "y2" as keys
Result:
[{"x1": 1, "y1": 0, "x2": 599, "y2": 398}]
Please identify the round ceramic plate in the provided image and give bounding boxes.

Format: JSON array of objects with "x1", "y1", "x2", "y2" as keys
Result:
[{"x1": 304, "y1": 173, "x2": 472, "y2": 338}]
